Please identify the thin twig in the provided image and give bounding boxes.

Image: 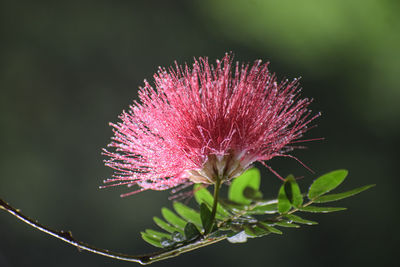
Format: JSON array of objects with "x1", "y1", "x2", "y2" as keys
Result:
[{"x1": 0, "y1": 198, "x2": 225, "y2": 265}]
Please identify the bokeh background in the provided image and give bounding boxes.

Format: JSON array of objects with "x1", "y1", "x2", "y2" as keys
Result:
[{"x1": 1, "y1": 1, "x2": 398, "y2": 266}]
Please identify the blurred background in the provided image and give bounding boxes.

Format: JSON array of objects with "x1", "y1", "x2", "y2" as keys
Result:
[{"x1": 0, "y1": 0, "x2": 398, "y2": 266}]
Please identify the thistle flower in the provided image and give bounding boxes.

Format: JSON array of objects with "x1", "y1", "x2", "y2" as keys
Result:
[{"x1": 103, "y1": 54, "x2": 319, "y2": 196}]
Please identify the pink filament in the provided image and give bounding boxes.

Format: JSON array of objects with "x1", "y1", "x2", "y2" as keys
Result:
[{"x1": 103, "y1": 53, "x2": 319, "y2": 195}]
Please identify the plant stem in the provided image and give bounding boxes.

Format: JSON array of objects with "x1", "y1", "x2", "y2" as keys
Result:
[
  {"x1": 206, "y1": 177, "x2": 222, "y2": 234},
  {"x1": 0, "y1": 198, "x2": 226, "y2": 265}
]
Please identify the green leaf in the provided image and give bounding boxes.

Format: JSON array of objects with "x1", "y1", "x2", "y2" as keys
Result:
[
  {"x1": 285, "y1": 214, "x2": 318, "y2": 225},
  {"x1": 208, "y1": 229, "x2": 230, "y2": 239},
  {"x1": 160, "y1": 237, "x2": 175, "y2": 248},
  {"x1": 274, "y1": 221, "x2": 300, "y2": 228},
  {"x1": 225, "y1": 222, "x2": 244, "y2": 232},
  {"x1": 278, "y1": 183, "x2": 291, "y2": 214},
  {"x1": 173, "y1": 202, "x2": 202, "y2": 227},
  {"x1": 171, "y1": 231, "x2": 185, "y2": 242},
  {"x1": 314, "y1": 184, "x2": 375, "y2": 203},
  {"x1": 244, "y1": 225, "x2": 258, "y2": 237},
  {"x1": 141, "y1": 232, "x2": 163, "y2": 248},
  {"x1": 184, "y1": 222, "x2": 201, "y2": 240},
  {"x1": 200, "y1": 203, "x2": 213, "y2": 233},
  {"x1": 145, "y1": 229, "x2": 171, "y2": 240},
  {"x1": 258, "y1": 222, "x2": 283, "y2": 234},
  {"x1": 243, "y1": 187, "x2": 263, "y2": 200},
  {"x1": 285, "y1": 176, "x2": 303, "y2": 207},
  {"x1": 308, "y1": 169, "x2": 348, "y2": 199},
  {"x1": 248, "y1": 203, "x2": 278, "y2": 214},
  {"x1": 139, "y1": 167, "x2": 367, "y2": 258},
  {"x1": 251, "y1": 226, "x2": 271, "y2": 237},
  {"x1": 193, "y1": 184, "x2": 230, "y2": 218},
  {"x1": 161, "y1": 208, "x2": 187, "y2": 230},
  {"x1": 193, "y1": 184, "x2": 213, "y2": 205},
  {"x1": 299, "y1": 206, "x2": 347, "y2": 213},
  {"x1": 153, "y1": 216, "x2": 182, "y2": 234},
  {"x1": 228, "y1": 168, "x2": 261, "y2": 205}
]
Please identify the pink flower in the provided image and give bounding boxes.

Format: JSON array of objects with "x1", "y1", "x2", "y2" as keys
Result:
[{"x1": 103, "y1": 54, "x2": 319, "y2": 196}]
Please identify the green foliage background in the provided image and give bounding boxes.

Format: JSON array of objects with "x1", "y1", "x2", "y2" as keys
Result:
[{"x1": 0, "y1": 1, "x2": 397, "y2": 266}]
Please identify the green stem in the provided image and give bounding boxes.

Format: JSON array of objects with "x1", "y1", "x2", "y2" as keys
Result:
[{"x1": 206, "y1": 177, "x2": 222, "y2": 234}]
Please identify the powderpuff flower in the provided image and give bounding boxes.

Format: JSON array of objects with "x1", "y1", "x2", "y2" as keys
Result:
[{"x1": 103, "y1": 54, "x2": 319, "y2": 196}]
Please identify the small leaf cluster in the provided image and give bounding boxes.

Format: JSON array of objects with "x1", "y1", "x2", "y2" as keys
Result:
[{"x1": 141, "y1": 168, "x2": 374, "y2": 249}]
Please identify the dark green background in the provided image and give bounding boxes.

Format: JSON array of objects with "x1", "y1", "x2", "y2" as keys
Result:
[{"x1": 1, "y1": 1, "x2": 398, "y2": 266}]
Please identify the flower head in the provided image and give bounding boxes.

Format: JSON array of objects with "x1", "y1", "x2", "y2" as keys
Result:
[{"x1": 103, "y1": 54, "x2": 319, "y2": 196}]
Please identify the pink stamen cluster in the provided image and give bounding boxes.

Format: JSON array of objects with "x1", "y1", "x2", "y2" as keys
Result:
[{"x1": 103, "y1": 54, "x2": 319, "y2": 197}]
